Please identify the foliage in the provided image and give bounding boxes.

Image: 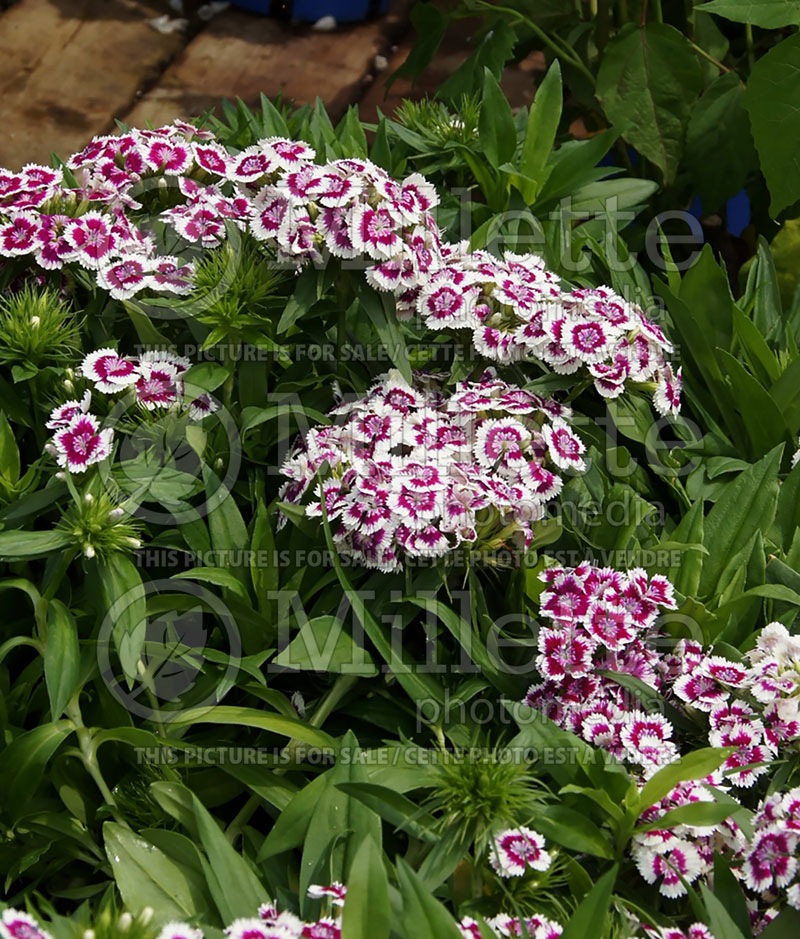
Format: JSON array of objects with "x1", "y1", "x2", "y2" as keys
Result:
[
  {"x1": 0, "y1": 65, "x2": 798, "y2": 939},
  {"x1": 395, "y1": 0, "x2": 800, "y2": 223}
]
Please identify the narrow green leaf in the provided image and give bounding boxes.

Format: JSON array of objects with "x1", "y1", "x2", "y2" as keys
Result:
[
  {"x1": 396, "y1": 857, "x2": 463, "y2": 939},
  {"x1": 638, "y1": 748, "x2": 734, "y2": 811},
  {"x1": 516, "y1": 60, "x2": 562, "y2": 201},
  {"x1": 341, "y1": 836, "x2": 390, "y2": 939},
  {"x1": 561, "y1": 865, "x2": 619, "y2": 939},
  {"x1": 0, "y1": 529, "x2": 72, "y2": 560},
  {"x1": 698, "y1": 446, "x2": 782, "y2": 598},
  {"x1": 44, "y1": 599, "x2": 81, "y2": 718},
  {"x1": 479, "y1": 67, "x2": 517, "y2": 169}
]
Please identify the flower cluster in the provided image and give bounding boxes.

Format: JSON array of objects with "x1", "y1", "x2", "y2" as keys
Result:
[
  {"x1": 279, "y1": 369, "x2": 584, "y2": 570},
  {"x1": 641, "y1": 926, "x2": 715, "y2": 939},
  {"x1": 489, "y1": 826, "x2": 553, "y2": 878},
  {"x1": 525, "y1": 563, "x2": 679, "y2": 778},
  {"x1": 45, "y1": 348, "x2": 218, "y2": 473},
  {"x1": 670, "y1": 623, "x2": 800, "y2": 788},
  {"x1": 407, "y1": 251, "x2": 681, "y2": 414},
  {"x1": 523, "y1": 563, "x2": 800, "y2": 911},
  {"x1": 458, "y1": 912, "x2": 563, "y2": 939},
  {"x1": 633, "y1": 782, "x2": 800, "y2": 923},
  {"x1": 0, "y1": 898, "x2": 563, "y2": 939},
  {"x1": 1, "y1": 122, "x2": 681, "y2": 416}
]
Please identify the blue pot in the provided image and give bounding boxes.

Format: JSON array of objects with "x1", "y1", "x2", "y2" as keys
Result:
[{"x1": 230, "y1": 0, "x2": 391, "y2": 21}]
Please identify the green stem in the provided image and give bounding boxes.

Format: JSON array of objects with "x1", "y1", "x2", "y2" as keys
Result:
[
  {"x1": 309, "y1": 674, "x2": 359, "y2": 728},
  {"x1": 471, "y1": 1, "x2": 596, "y2": 86},
  {"x1": 66, "y1": 697, "x2": 125, "y2": 823},
  {"x1": 226, "y1": 793, "x2": 260, "y2": 844},
  {"x1": 745, "y1": 23, "x2": 755, "y2": 71},
  {"x1": 653, "y1": 0, "x2": 663, "y2": 23},
  {"x1": 280, "y1": 674, "x2": 359, "y2": 766},
  {"x1": 221, "y1": 328, "x2": 240, "y2": 411},
  {"x1": 42, "y1": 549, "x2": 75, "y2": 602},
  {"x1": 690, "y1": 41, "x2": 732, "y2": 73}
]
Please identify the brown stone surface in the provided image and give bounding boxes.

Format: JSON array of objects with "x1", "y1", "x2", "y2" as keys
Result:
[
  {"x1": 123, "y1": 1, "x2": 411, "y2": 130},
  {"x1": 0, "y1": 0, "x2": 186, "y2": 168}
]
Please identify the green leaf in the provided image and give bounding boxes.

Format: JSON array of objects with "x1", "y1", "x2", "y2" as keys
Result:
[
  {"x1": 0, "y1": 529, "x2": 72, "y2": 560},
  {"x1": 396, "y1": 857, "x2": 463, "y2": 939},
  {"x1": 700, "y1": 883, "x2": 748, "y2": 939},
  {"x1": 337, "y1": 106, "x2": 368, "y2": 159},
  {"x1": 320, "y1": 500, "x2": 443, "y2": 709},
  {"x1": 274, "y1": 615, "x2": 378, "y2": 676},
  {"x1": 679, "y1": 245, "x2": 733, "y2": 357},
  {"x1": 0, "y1": 412, "x2": 20, "y2": 484},
  {"x1": 515, "y1": 60, "x2": 562, "y2": 202},
  {"x1": 529, "y1": 804, "x2": 614, "y2": 858},
  {"x1": 335, "y1": 782, "x2": 437, "y2": 841},
  {"x1": 170, "y1": 705, "x2": 336, "y2": 749},
  {"x1": 697, "y1": 1, "x2": 800, "y2": 28},
  {"x1": 596, "y1": 23, "x2": 702, "y2": 184},
  {"x1": 104, "y1": 822, "x2": 212, "y2": 923},
  {"x1": 260, "y1": 772, "x2": 331, "y2": 860},
  {"x1": 638, "y1": 748, "x2": 734, "y2": 811},
  {"x1": 298, "y1": 732, "x2": 382, "y2": 915},
  {"x1": 416, "y1": 822, "x2": 473, "y2": 890},
  {"x1": 44, "y1": 599, "x2": 81, "y2": 719},
  {"x1": 713, "y1": 853, "x2": 753, "y2": 939},
  {"x1": 206, "y1": 473, "x2": 250, "y2": 589},
  {"x1": 172, "y1": 567, "x2": 251, "y2": 601},
  {"x1": 769, "y1": 356, "x2": 800, "y2": 433},
  {"x1": 685, "y1": 72, "x2": 756, "y2": 213},
  {"x1": 341, "y1": 836, "x2": 390, "y2": 939},
  {"x1": 97, "y1": 553, "x2": 147, "y2": 680},
  {"x1": 743, "y1": 33, "x2": 800, "y2": 216},
  {"x1": 717, "y1": 350, "x2": 790, "y2": 458},
  {"x1": 181, "y1": 362, "x2": 229, "y2": 395},
  {"x1": 635, "y1": 800, "x2": 736, "y2": 832},
  {"x1": 758, "y1": 908, "x2": 800, "y2": 938},
  {"x1": 561, "y1": 864, "x2": 618, "y2": 939},
  {"x1": 386, "y1": 1, "x2": 448, "y2": 90},
  {"x1": 479, "y1": 67, "x2": 517, "y2": 169},
  {"x1": 776, "y1": 457, "x2": 800, "y2": 551},
  {"x1": 0, "y1": 721, "x2": 73, "y2": 820},
  {"x1": 698, "y1": 446, "x2": 782, "y2": 599},
  {"x1": 400, "y1": 595, "x2": 518, "y2": 695},
  {"x1": 250, "y1": 500, "x2": 278, "y2": 608},
  {"x1": 277, "y1": 266, "x2": 319, "y2": 333},
  {"x1": 190, "y1": 792, "x2": 266, "y2": 922},
  {"x1": 438, "y1": 21, "x2": 517, "y2": 99},
  {"x1": 360, "y1": 287, "x2": 413, "y2": 385},
  {"x1": 733, "y1": 305, "x2": 781, "y2": 386}
]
